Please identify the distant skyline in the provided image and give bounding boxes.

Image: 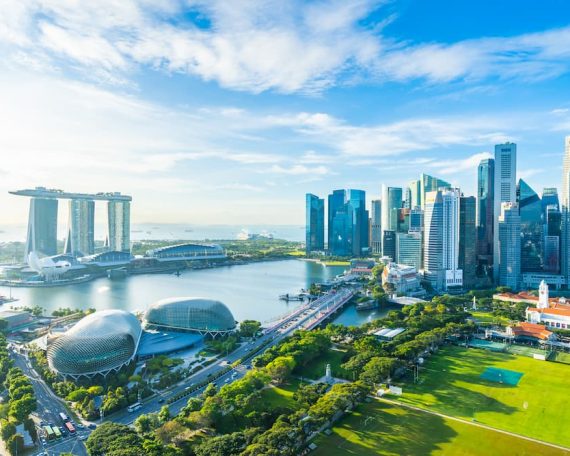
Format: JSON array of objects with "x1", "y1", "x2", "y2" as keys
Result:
[{"x1": 1, "y1": 0, "x2": 570, "y2": 225}]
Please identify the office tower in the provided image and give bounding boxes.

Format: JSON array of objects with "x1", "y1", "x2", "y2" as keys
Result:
[
  {"x1": 459, "y1": 196, "x2": 477, "y2": 287},
  {"x1": 561, "y1": 137, "x2": 570, "y2": 284},
  {"x1": 64, "y1": 199, "x2": 95, "y2": 256},
  {"x1": 370, "y1": 200, "x2": 382, "y2": 255},
  {"x1": 498, "y1": 202, "x2": 521, "y2": 289},
  {"x1": 381, "y1": 185, "x2": 402, "y2": 253},
  {"x1": 409, "y1": 180, "x2": 421, "y2": 209},
  {"x1": 409, "y1": 208, "x2": 423, "y2": 233},
  {"x1": 328, "y1": 189, "x2": 346, "y2": 252},
  {"x1": 397, "y1": 208, "x2": 410, "y2": 233},
  {"x1": 25, "y1": 198, "x2": 58, "y2": 258},
  {"x1": 347, "y1": 189, "x2": 369, "y2": 256},
  {"x1": 442, "y1": 189, "x2": 463, "y2": 290},
  {"x1": 423, "y1": 190, "x2": 443, "y2": 290},
  {"x1": 108, "y1": 201, "x2": 131, "y2": 252},
  {"x1": 517, "y1": 179, "x2": 543, "y2": 272},
  {"x1": 382, "y1": 230, "x2": 396, "y2": 261},
  {"x1": 542, "y1": 188, "x2": 559, "y2": 213},
  {"x1": 543, "y1": 204, "x2": 561, "y2": 273},
  {"x1": 396, "y1": 232, "x2": 422, "y2": 270},
  {"x1": 493, "y1": 143, "x2": 517, "y2": 282},
  {"x1": 419, "y1": 173, "x2": 451, "y2": 209},
  {"x1": 476, "y1": 158, "x2": 494, "y2": 277},
  {"x1": 404, "y1": 187, "x2": 412, "y2": 209},
  {"x1": 305, "y1": 194, "x2": 325, "y2": 253}
]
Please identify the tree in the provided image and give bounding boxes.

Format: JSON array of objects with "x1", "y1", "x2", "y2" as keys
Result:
[
  {"x1": 0, "y1": 319, "x2": 8, "y2": 334},
  {"x1": 86, "y1": 422, "x2": 143, "y2": 456},
  {"x1": 239, "y1": 320, "x2": 262, "y2": 338},
  {"x1": 0, "y1": 419, "x2": 16, "y2": 441},
  {"x1": 293, "y1": 382, "x2": 328, "y2": 407},
  {"x1": 7, "y1": 433, "x2": 23, "y2": 456},
  {"x1": 134, "y1": 413, "x2": 161, "y2": 434},
  {"x1": 9, "y1": 394, "x2": 36, "y2": 422},
  {"x1": 265, "y1": 356, "x2": 295, "y2": 384},
  {"x1": 158, "y1": 405, "x2": 171, "y2": 423},
  {"x1": 360, "y1": 357, "x2": 400, "y2": 385}
]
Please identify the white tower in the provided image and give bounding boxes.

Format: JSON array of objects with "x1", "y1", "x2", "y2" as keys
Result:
[
  {"x1": 325, "y1": 363, "x2": 332, "y2": 384},
  {"x1": 538, "y1": 280, "x2": 549, "y2": 309}
]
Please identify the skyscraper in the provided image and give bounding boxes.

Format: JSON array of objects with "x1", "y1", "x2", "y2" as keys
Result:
[
  {"x1": 382, "y1": 230, "x2": 396, "y2": 262},
  {"x1": 442, "y1": 189, "x2": 463, "y2": 290},
  {"x1": 517, "y1": 179, "x2": 543, "y2": 272},
  {"x1": 381, "y1": 185, "x2": 402, "y2": 253},
  {"x1": 423, "y1": 190, "x2": 443, "y2": 290},
  {"x1": 108, "y1": 200, "x2": 131, "y2": 252},
  {"x1": 327, "y1": 189, "x2": 368, "y2": 256},
  {"x1": 493, "y1": 143, "x2": 517, "y2": 282},
  {"x1": 396, "y1": 232, "x2": 422, "y2": 271},
  {"x1": 328, "y1": 189, "x2": 346, "y2": 253},
  {"x1": 498, "y1": 202, "x2": 521, "y2": 289},
  {"x1": 25, "y1": 198, "x2": 58, "y2": 258},
  {"x1": 305, "y1": 194, "x2": 324, "y2": 253},
  {"x1": 408, "y1": 179, "x2": 421, "y2": 209},
  {"x1": 562, "y1": 137, "x2": 570, "y2": 286},
  {"x1": 476, "y1": 158, "x2": 494, "y2": 277},
  {"x1": 459, "y1": 196, "x2": 477, "y2": 287},
  {"x1": 370, "y1": 200, "x2": 382, "y2": 255},
  {"x1": 64, "y1": 199, "x2": 95, "y2": 256},
  {"x1": 347, "y1": 189, "x2": 369, "y2": 256},
  {"x1": 419, "y1": 173, "x2": 451, "y2": 209}
]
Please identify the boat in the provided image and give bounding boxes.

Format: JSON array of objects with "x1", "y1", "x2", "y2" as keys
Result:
[
  {"x1": 356, "y1": 300, "x2": 378, "y2": 311},
  {"x1": 279, "y1": 293, "x2": 305, "y2": 302}
]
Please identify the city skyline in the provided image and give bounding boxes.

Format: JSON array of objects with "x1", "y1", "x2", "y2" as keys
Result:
[{"x1": 1, "y1": 1, "x2": 570, "y2": 225}]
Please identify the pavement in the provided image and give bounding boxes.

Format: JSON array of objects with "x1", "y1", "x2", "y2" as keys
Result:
[{"x1": 10, "y1": 347, "x2": 89, "y2": 456}]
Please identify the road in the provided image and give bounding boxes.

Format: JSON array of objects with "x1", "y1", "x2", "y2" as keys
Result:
[
  {"x1": 111, "y1": 288, "x2": 354, "y2": 425},
  {"x1": 10, "y1": 348, "x2": 89, "y2": 456}
]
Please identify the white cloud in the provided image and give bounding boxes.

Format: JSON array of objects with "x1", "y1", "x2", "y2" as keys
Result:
[
  {"x1": 432, "y1": 152, "x2": 493, "y2": 175},
  {"x1": 268, "y1": 164, "x2": 331, "y2": 175},
  {"x1": 2, "y1": 1, "x2": 570, "y2": 93}
]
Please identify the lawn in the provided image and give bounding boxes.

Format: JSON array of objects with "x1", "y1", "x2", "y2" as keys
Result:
[
  {"x1": 313, "y1": 400, "x2": 567, "y2": 456},
  {"x1": 395, "y1": 345, "x2": 570, "y2": 447},
  {"x1": 320, "y1": 260, "x2": 350, "y2": 266},
  {"x1": 259, "y1": 378, "x2": 301, "y2": 410},
  {"x1": 550, "y1": 351, "x2": 570, "y2": 365},
  {"x1": 299, "y1": 348, "x2": 350, "y2": 380}
]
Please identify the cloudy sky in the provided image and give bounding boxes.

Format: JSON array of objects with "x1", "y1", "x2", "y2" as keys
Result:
[{"x1": 1, "y1": 0, "x2": 569, "y2": 226}]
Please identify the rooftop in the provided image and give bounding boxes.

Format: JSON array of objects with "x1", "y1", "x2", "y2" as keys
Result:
[
  {"x1": 510, "y1": 322, "x2": 553, "y2": 340},
  {"x1": 9, "y1": 187, "x2": 132, "y2": 201}
]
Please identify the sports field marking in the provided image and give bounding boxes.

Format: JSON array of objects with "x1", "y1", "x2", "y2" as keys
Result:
[{"x1": 480, "y1": 367, "x2": 523, "y2": 386}]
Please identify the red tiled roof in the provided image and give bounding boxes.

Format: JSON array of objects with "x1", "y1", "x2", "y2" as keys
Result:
[
  {"x1": 510, "y1": 322, "x2": 553, "y2": 340},
  {"x1": 528, "y1": 307, "x2": 570, "y2": 318}
]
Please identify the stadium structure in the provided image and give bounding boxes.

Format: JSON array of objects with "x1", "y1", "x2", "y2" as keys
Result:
[
  {"x1": 144, "y1": 297, "x2": 236, "y2": 337},
  {"x1": 46, "y1": 310, "x2": 142, "y2": 380}
]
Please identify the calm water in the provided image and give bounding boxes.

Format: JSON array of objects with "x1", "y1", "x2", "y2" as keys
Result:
[{"x1": 0, "y1": 260, "x2": 383, "y2": 326}]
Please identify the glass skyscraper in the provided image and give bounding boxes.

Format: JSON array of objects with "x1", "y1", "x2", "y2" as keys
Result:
[
  {"x1": 518, "y1": 179, "x2": 543, "y2": 272},
  {"x1": 459, "y1": 196, "x2": 477, "y2": 287},
  {"x1": 327, "y1": 189, "x2": 368, "y2": 256},
  {"x1": 498, "y1": 202, "x2": 521, "y2": 289},
  {"x1": 419, "y1": 173, "x2": 451, "y2": 209},
  {"x1": 108, "y1": 201, "x2": 131, "y2": 253},
  {"x1": 381, "y1": 185, "x2": 402, "y2": 254},
  {"x1": 64, "y1": 199, "x2": 95, "y2": 256},
  {"x1": 25, "y1": 198, "x2": 58, "y2": 259},
  {"x1": 305, "y1": 194, "x2": 325, "y2": 253},
  {"x1": 396, "y1": 232, "x2": 422, "y2": 270},
  {"x1": 476, "y1": 158, "x2": 494, "y2": 277},
  {"x1": 370, "y1": 200, "x2": 382, "y2": 254}
]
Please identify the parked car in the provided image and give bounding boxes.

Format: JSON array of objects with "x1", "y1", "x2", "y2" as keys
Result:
[{"x1": 88, "y1": 423, "x2": 97, "y2": 430}]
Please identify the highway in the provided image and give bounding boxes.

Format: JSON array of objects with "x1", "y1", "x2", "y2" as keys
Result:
[
  {"x1": 111, "y1": 288, "x2": 354, "y2": 425},
  {"x1": 10, "y1": 347, "x2": 89, "y2": 456}
]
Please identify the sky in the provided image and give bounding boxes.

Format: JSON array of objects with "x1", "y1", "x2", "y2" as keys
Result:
[{"x1": 1, "y1": 0, "x2": 569, "y2": 226}]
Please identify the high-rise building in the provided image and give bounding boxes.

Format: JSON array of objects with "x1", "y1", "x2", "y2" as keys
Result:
[
  {"x1": 381, "y1": 185, "x2": 402, "y2": 253},
  {"x1": 404, "y1": 187, "x2": 412, "y2": 209},
  {"x1": 498, "y1": 202, "x2": 521, "y2": 289},
  {"x1": 409, "y1": 207, "x2": 424, "y2": 233},
  {"x1": 517, "y1": 179, "x2": 543, "y2": 272},
  {"x1": 493, "y1": 143, "x2": 517, "y2": 282},
  {"x1": 64, "y1": 199, "x2": 95, "y2": 256},
  {"x1": 397, "y1": 208, "x2": 410, "y2": 233},
  {"x1": 396, "y1": 232, "x2": 422, "y2": 271},
  {"x1": 542, "y1": 188, "x2": 559, "y2": 213},
  {"x1": 305, "y1": 194, "x2": 325, "y2": 253},
  {"x1": 476, "y1": 158, "x2": 494, "y2": 277},
  {"x1": 459, "y1": 196, "x2": 477, "y2": 287},
  {"x1": 562, "y1": 137, "x2": 570, "y2": 286},
  {"x1": 409, "y1": 180, "x2": 421, "y2": 209},
  {"x1": 108, "y1": 201, "x2": 131, "y2": 252},
  {"x1": 370, "y1": 199, "x2": 382, "y2": 255},
  {"x1": 382, "y1": 230, "x2": 396, "y2": 262},
  {"x1": 442, "y1": 189, "x2": 463, "y2": 290},
  {"x1": 328, "y1": 189, "x2": 346, "y2": 253},
  {"x1": 423, "y1": 190, "x2": 443, "y2": 290},
  {"x1": 419, "y1": 173, "x2": 451, "y2": 209},
  {"x1": 25, "y1": 198, "x2": 59, "y2": 259},
  {"x1": 347, "y1": 189, "x2": 369, "y2": 256}
]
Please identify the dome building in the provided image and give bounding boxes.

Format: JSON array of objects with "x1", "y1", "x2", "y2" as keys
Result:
[
  {"x1": 144, "y1": 297, "x2": 236, "y2": 337},
  {"x1": 47, "y1": 309, "x2": 142, "y2": 380}
]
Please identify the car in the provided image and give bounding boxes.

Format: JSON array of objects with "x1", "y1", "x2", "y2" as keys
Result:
[
  {"x1": 80, "y1": 435, "x2": 88, "y2": 441},
  {"x1": 88, "y1": 423, "x2": 97, "y2": 430},
  {"x1": 40, "y1": 438, "x2": 46, "y2": 445},
  {"x1": 76, "y1": 423, "x2": 84, "y2": 429},
  {"x1": 158, "y1": 398, "x2": 164, "y2": 403}
]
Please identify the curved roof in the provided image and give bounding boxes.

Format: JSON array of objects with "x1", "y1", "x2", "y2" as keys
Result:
[
  {"x1": 145, "y1": 297, "x2": 236, "y2": 333},
  {"x1": 145, "y1": 243, "x2": 224, "y2": 256},
  {"x1": 47, "y1": 310, "x2": 142, "y2": 376}
]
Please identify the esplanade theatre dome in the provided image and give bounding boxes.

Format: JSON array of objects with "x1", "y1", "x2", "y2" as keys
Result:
[
  {"x1": 47, "y1": 309, "x2": 142, "y2": 379},
  {"x1": 144, "y1": 297, "x2": 236, "y2": 336}
]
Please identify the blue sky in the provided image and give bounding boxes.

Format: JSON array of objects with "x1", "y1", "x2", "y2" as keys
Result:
[{"x1": 0, "y1": 0, "x2": 569, "y2": 225}]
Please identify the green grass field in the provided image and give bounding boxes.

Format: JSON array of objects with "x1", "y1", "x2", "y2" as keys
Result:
[
  {"x1": 396, "y1": 345, "x2": 570, "y2": 447},
  {"x1": 313, "y1": 400, "x2": 568, "y2": 456},
  {"x1": 550, "y1": 351, "x2": 570, "y2": 365},
  {"x1": 469, "y1": 311, "x2": 510, "y2": 325},
  {"x1": 299, "y1": 348, "x2": 350, "y2": 380},
  {"x1": 259, "y1": 378, "x2": 301, "y2": 410}
]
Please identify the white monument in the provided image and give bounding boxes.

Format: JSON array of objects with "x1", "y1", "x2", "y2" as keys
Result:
[
  {"x1": 472, "y1": 296, "x2": 477, "y2": 311},
  {"x1": 325, "y1": 363, "x2": 332, "y2": 384},
  {"x1": 538, "y1": 280, "x2": 549, "y2": 310}
]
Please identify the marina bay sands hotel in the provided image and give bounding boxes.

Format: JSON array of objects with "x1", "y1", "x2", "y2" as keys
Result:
[{"x1": 9, "y1": 187, "x2": 132, "y2": 259}]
